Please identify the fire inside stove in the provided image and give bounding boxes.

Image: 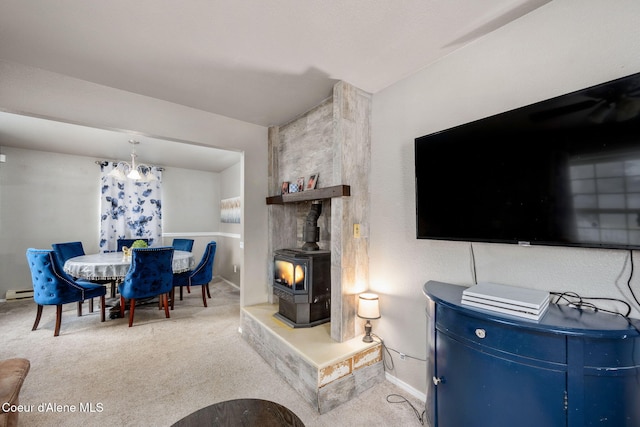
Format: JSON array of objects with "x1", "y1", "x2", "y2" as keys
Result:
[
  {"x1": 274, "y1": 260, "x2": 305, "y2": 291},
  {"x1": 272, "y1": 249, "x2": 330, "y2": 328}
]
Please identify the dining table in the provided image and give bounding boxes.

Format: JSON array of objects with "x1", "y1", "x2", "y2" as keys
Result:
[
  {"x1": 64, "y1": 250, "x2": 195, "y2": 318},
  {"x1": 64, "y1": 250, "x2": 194, "y2": 281}
]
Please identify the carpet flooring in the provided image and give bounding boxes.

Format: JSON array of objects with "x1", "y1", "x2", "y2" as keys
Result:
[{"x1": 0, "y1": 280, "x2": 425, "y2": 426}]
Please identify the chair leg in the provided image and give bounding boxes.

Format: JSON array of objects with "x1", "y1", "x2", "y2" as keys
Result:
[
  {"x1": 100, "y1": 295, "x2": 106, "y2": 322},
  {"x1": 128, "y1": 298, "x2": 136, "y2": 327},
  {"x1": 110, "y1": 281, "x2": 116, "y2": 298},
  {"x1": 206, "y1": 283, "x2": 211, "y2": 299},
  {"x1": 163, "y1": 294, "x2": 170, "y2": 318},
  {"x1": 77, "y1": 301, "x2": 83, "y2": 317},
  {"x1": 32, "y1": 304, "x2": 43, "y2": 331},
  {"x1": 201, "y1": 286, "x2": 208, "y2": 307},
  {"x1": 54, "y1": 304, "x2": 62, "y2": 337},
  {"x1": 170, "y1": 288, "x2": 175, "y2": 310},
  {"x1": 89, "y1": 298, "x2": 94, "y2": 313},
  {"x1": 179, "y1": 285, "x2": 184, "y2": 301},
  {"x1": 187, "y1": 285, "x2": 191, "y2": 294},
  {"x1": 120, "y1": 295, "x2": 125, "y2": 319}
]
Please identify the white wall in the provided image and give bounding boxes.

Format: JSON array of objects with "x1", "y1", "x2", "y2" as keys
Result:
[
  {"x1": 163, "y1": 167, "x2": 220, "y2": 232},
  {"x1": 370, "y1": 0, "x2": 640, "y2": 397},
  {"x1": 218, "y1": 162, "x2": 242, "y2": 285},
  {"x1": 0, "y1": 60, "x2": 268, "y2": 306}
]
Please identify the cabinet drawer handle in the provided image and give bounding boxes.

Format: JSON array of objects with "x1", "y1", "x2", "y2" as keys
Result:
[
  {"x1": 475, "y1": 328, "x2": 486, "y2": 339},
  {"x1": 432, "y1": 376, "x2": 443, "y2": 386}
]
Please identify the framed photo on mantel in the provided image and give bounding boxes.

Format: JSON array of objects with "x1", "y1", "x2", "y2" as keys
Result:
[
  {"x1": 296, "y1": 176, "x2": 305, "y2": 192},
  {"x1": 306, "y1": 173, "x2": 319, "y2": 190}
]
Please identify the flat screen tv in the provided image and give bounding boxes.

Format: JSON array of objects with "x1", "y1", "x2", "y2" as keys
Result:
[{"x1": 415, "y1": 72, "x2": 640, "y2": 250}]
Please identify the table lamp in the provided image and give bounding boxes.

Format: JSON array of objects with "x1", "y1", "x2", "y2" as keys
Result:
[{"x1": 357, "y1": 293, "x2": 380, "y2": 342}]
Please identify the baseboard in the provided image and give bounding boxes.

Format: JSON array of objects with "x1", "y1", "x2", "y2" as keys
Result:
[
  {"x1": 385, "y1": 372, "x2": 427, "y2": 403},
  {"x1": 218, "y1": 276, "x2": 240, "y2": 290},
  {"x1": 6, "y1": 289, "x2": 34, "y2": 301}
]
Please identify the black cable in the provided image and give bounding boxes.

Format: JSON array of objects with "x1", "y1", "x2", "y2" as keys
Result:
[
  {"x1": 372, "y1": 334, "x2": 428, "y2": 424},
  {"x1": 551, "y1": 291, "x2": 632, "y2": 317},
  {"x1": 386, "y1": 394, "x2": 426, "y2": 425},
  {"x1": 626, "y1": 250, "x2": 640, "y2": 309},
  {"x1": 470, "y1": 242, "x2": 477, "y2": 285}
]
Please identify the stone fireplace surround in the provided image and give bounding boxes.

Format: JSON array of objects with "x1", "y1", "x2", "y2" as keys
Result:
[
  {"x1": 267, "y1": 80, "x2": 372, "y2": 343},
  {"x1": 240, "y1": 81, "x2": 381, "y2": 412}
]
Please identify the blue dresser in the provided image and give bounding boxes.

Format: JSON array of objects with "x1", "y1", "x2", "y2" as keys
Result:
[{"x1": 423, "y1": 280, "x2": 640, "y2": 427}]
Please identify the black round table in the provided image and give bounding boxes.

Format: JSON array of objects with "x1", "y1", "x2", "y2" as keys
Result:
[{"x1": 171, "y1": 398, "x2": 305, "y2": 427}]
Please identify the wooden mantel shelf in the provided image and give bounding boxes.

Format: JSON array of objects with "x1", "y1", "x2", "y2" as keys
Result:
[{"x1": 266, "y1": 185, "x2": 350, "y2": 205}]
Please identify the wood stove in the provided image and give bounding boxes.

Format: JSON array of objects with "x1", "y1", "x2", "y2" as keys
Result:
[{"x1": 273, "y1": 248, "x2": 331, "y2": 328}]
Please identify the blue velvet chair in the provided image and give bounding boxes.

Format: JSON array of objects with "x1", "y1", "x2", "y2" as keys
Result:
[
  {"x1": 26, "y1": 249, "x2": 106, "y2": 337},
  {"x1": 172, "y1": 238, "x2": 195, "y2": 294},
  {"x1": 116, "y1": 238, "x2": 150, "y2": 252},
  {"x1": 118, "y1": 247, "x2": 174, "y2": 327},
  {"x1": 53, "y1": 240, "x2": 118, "y2": 299},
  {"x1": 51, "y1": 241, "x2": 85, "y2": 263},
  {"x1": 172, "y1": 241, "x2": 216, "y2": 308},
  {"x1": 172, "y1": 238, "x2": 194, "y2": 252}
]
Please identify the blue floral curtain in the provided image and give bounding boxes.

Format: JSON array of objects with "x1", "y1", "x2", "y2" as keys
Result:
[{"x1": 99, "y1": 162, "x2": 162, "y2": 252}]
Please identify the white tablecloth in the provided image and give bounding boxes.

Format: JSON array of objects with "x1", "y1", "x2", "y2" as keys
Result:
[{"x1": 64, "y1": 250, "x2": 194, "y2": 280}]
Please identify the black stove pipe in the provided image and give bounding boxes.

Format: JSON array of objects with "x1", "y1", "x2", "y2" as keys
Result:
[{"x1": 301, "y1": 201, "x2": 322, "y2": 251}]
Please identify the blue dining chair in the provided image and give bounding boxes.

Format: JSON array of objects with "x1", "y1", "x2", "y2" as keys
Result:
[
  {"x1": 172, "y1": 238, "x2": 194, "y2": 252},
  {"x1": 118, "y1": 247, "x2": 174, "y2": 327},
  {"x1": 26, "y1": 249, "x2": 106, "y2": 336},
  {"x1": 172, "y1": 238, "x2": 195, "y2": 294},
  {"x1": 52, "y1": 241, "x2": 85, "y2": 263},
  {"x1": 116, "y1": 238, "x2": 150, "y2": 252},
  {"x1": 53, "y1": 240, "x2": 118, "y2": 299},
  {"x1": 171, "y1": 241, "x2": 216, "y2": 308}
]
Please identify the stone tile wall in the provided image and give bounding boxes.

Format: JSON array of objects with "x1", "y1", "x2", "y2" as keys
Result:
[{"x1": 268, "y1": 81, "x2": 371, "y2": 342}]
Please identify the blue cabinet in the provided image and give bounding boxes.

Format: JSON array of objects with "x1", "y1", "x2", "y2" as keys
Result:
[{"x1": 424, "y1": 281, "x2": 640, "y2": 427}]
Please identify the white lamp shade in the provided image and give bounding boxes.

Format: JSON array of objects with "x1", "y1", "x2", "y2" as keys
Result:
[
  {"x1": 357, "y1": 293, "x2": 380, "y2": 319},
  {"x1": 108, "y1": 167, "x2": 127, "y2": 181},
  {"x1": 127, "y1": 169, "x2": 142, "y2": 180}
]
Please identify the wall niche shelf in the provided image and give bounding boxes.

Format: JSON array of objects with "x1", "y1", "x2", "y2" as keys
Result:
[{"x1": 266, "y1": 185, "x2": 350, "y2": 205}]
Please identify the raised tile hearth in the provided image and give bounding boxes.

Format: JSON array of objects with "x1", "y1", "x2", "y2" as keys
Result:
[{"x1": 241, "y1": 303, "x2": 384, "y2": 413}]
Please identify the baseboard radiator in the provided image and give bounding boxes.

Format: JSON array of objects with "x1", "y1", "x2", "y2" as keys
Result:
[{"x1": 6, "y1": 289, "x2": 34, "y2": 301}]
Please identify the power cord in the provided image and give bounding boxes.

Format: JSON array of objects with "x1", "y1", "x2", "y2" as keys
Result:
[
  {"x1": 385, "y1": 345, "x2": 427, "y2": 363},
  {"x1": 550, "y1": 291, "x2": 632, "y2": 317},
  {"x1": 625, "y1": 250, "x2": 640, "y2": 309},
  {"x1": 370, "y1": 333, "x2": 394, "y2": 371},
  {"x1": 551, "y1": 249, "x2": 639, "y2": 319},
  {"x1": 386, "y1": 394, "x2": 426, "y2": 426},
  {"x1": 371, "y1": 334, "x2": 427, "y2": 425},
  {"x1": 470, "y1": 242, "x2": 478, "y2": 285}
]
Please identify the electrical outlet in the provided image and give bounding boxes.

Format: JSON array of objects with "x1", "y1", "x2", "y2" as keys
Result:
[{"x1": 353, "y1": 223, "x2": 361, "y2": 238}]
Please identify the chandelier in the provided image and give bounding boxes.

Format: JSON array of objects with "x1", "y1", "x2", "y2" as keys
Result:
[{"x1": 108, "y1": 140, "x2": 156, "y2": 182}]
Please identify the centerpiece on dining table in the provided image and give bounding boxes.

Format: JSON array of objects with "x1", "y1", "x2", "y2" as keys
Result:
[{"x1": 122, "y1": 239, "x2": 148, "y2": 261}]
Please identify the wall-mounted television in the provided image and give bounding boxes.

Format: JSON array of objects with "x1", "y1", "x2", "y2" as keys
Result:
[{"x1": 415, "y1": 72, "x2": 640, "y2": 250}]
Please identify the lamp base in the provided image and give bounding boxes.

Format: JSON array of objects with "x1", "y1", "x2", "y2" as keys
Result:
[{"x1": 362, "y1": 319, "x2": 373, "y2": 342}]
